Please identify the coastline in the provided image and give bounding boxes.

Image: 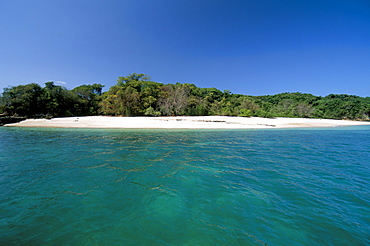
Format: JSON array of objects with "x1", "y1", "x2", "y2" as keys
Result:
[{"x1": 3, "y1": 116, "x2": 370, "y2": 129}]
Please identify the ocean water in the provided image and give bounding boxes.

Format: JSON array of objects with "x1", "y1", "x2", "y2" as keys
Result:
[{"x1": 1, "y1": 126, "x2": 369, "y2": 246}]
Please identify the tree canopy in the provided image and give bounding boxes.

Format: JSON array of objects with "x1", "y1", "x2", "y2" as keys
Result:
[{"x1": 1, "y1": 73, "x2": 369, "y2": 120}]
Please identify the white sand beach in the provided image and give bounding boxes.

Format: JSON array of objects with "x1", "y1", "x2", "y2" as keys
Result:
[{"x1": 4, "y1": 116, "x2": 370, "y2": 129}]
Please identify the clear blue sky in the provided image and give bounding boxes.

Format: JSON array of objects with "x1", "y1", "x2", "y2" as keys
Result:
[{"x1": 1, "y1": 0, "x2": 369, "y2": 96}]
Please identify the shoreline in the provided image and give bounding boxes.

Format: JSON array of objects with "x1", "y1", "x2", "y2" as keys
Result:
[{"x1": 3, "y1": 116, "x2": 370, "y2": 129}]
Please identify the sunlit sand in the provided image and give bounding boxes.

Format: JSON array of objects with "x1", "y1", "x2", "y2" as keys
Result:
[{"x1": 4, "y1": 116, "x2": 370, "y2": 129}]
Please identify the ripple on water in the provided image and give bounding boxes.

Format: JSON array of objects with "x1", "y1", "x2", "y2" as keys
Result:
[{"x1": 0, "y1": 127, "x2": 369, "y2": 245}]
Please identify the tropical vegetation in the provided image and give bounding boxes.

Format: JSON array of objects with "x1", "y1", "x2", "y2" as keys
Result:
[{"x1": 1, "y1": 73, "x2": 369, "y2": 120}]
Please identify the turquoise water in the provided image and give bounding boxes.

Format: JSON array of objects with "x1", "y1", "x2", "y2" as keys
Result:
[{"x1": 1, "y1": 126, "x2": 369, "y2": 245}]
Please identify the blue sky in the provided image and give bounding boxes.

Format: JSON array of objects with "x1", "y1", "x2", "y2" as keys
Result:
[{"x1": 1, "y1": 0, "x2": 369, "y2": 96}]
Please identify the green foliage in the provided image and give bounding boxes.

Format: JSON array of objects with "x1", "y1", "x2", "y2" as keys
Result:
[
  {"x1": 237, "y1": 97, "x2": 260, "y2": 116},
  {"x1": 144, "y1": 106, "x2": 161, "y2": 116},
  {"x1": 40, "y1": 82, "x2": 77, "y2": 117},
  {"x1": 2, "y1": 74, "x2": 369, "y2": 120},
  {"x1": 2, "y1": 83, "x2": 43, "y2": 116},
  {"x1": 313, "y1": 94, "x2": 366, "y2": 120},
  {"x1": 71, "y1": 83, "x2": 104, "y2": 115},
  {"x1": 0, "y1": 93, "x2": 4, "y2": 114},
  {"x1": 100, "y1": 74, "x2": 163, "y2": 116},
  {"x1": 1, "y1": 82, "x2": 105, "y2": 117},
  {"x1": 116, "y1": 73, "x2": 151, "y2": 87},
  {"x1": 238, "y1": 109, "x2": 252, "y2": 117}
]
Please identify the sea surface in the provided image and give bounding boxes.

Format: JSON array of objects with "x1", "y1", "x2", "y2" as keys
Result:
[{"x1": 1, "y1": 126, "x2": 369, "y2": 245}]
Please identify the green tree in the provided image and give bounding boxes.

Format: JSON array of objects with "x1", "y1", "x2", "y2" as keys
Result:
[
  {"x1": 100, "y1": 74, "x2": 163, "y2": 116},
  {"x1": 312, "y1": 94, "x2": 366, "y2": 120},
  {"x1": 4, "y1": 74, "x2": 370, "y2": 120},
  {"x1": 237, "y1": 97, "x2": 260, "y2": 117},
  {"x1": 72, "y1": 83, "x2": 104, "y2": 115},
  {"x1": 117, "y1": 73, "x2": 151, "y2": 86},
  {"x1": 0, "y1": 96, "x2": 4, "y2": 114},
  {"x1": 41, "y1": 82, "x2": 79, "y2": 117},
  {"x1": 2, "y1": 83, "x2": 43, "y2": 116}
]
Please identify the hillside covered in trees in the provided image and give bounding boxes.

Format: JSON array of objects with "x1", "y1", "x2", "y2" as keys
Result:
[{"x1": 1, "y1": 73, "x2": 369, "y2": 120}]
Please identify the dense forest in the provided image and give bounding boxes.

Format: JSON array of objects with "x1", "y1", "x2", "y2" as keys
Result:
[{"x1": 1, "y1": 73, "x2": 369, "y2": 120}]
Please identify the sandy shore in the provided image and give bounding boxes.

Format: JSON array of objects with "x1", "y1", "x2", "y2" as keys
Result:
[{"x1": 4, "y1": 116, "x2": 370, "y2": 129}]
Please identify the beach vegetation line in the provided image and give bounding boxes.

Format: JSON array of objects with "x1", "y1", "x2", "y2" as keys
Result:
[{"x1": 1, "y1": 73, "x2": 369, "y2": 120}]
